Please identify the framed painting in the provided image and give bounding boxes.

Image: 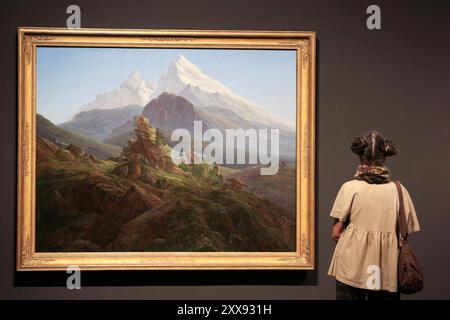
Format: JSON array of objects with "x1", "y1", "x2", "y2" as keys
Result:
[{"x1": 17, "y1": 27, "x2": 316, "y2": 270}]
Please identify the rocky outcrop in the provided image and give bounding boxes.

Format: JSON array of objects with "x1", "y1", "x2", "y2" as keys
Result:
[
  {"x1": 55, "y1": 148, "x2": 75, "y2": 160},
  {"x1": 110, "y1": 193, "x2": 294, "y2": 252},
  {"x1": 113, "y1": 161, "x2": 156, "y2": 184},
  {"x1": 72, "y1": 171, "x2": 161, "y2": 217},
  {"x1": 225, "y1": 178, "x2": 248, "y2": 192},
  {"x1": 122, "y1": 116, "x2": 178, "y2": 172},
  {"x1": 64, "y1": 171, "x2": 163, "y2": 248},
  {"x1": 36, "y1": 136, "x2": 59, "y2": 161},
  {"x1": 72, "y1": 171, "x2": 125, "y2": 214},
  {"x1": 66, "y1": 144, "x2": 85, "y2": 157}
]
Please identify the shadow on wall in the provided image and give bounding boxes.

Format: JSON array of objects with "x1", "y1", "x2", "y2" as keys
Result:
[{"x1": 15, "y1": 270, "x2": 317, "y2": 287}]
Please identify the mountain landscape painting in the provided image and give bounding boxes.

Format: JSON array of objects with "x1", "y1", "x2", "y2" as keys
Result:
[{"x1": 35, "y1": 47, "x2": 298, "y2": 253}]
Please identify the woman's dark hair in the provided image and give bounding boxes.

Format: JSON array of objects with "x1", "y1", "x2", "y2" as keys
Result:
[{"x1": 350, "y1": 130, "x2": 398, "y2": 165}]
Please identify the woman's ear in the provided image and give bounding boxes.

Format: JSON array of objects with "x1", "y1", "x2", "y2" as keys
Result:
[{"x1": 381, "y1": 139, "x2": 398, "y2": 157}]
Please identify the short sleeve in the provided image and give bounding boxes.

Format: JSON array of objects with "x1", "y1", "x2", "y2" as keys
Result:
[
  {"x1": 330, "y1": 182, "x2": 355, "y2": 222},
  {"x1": 401, "y1": 185, "x2": 420, "y2": 234}
]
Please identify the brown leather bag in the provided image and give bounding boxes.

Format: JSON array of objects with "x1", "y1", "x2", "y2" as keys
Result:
[{"x1": 394, "y1": 180, "x2": 423, "y2": 294}]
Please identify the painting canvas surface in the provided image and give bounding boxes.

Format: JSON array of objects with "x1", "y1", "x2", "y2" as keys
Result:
[{"x1": 35, "y1": 47, "x2": 297, "y2": 253}]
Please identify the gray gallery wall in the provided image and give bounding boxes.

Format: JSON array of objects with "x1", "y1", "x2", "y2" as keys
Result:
[{"x1": 0, "y1": 0, "x2": 449, "y2": 299}]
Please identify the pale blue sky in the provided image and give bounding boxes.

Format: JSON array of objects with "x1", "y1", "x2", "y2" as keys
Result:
[{"x1": 37, "y1": 47, "x2": 297, "y2": 124}]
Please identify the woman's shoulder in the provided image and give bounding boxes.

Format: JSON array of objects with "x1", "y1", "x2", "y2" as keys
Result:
[
  {"x1": 339, "y1": 179, "x2": 397, "y2": 193},
  {"x1": 340, "y1": 179, "x2": 365, "y2": 189},
  {"x1": 397, "y1": 181, "x2": 413, "y2": 198},
  {"x1": 389, "y1": 180, "x2": 411, "y2": 195},
  {"x1": 335, "y1": 179, "x2": 365, "y2": 195}
]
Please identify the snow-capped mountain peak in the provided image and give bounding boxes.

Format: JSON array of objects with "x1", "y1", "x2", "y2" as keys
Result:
[
  {"x1": 151, "y1": 55, "x2": 232, "y2": 98},
  {"x1": 78, "y1": 71, "x2": 154, "y2": 113},
  {"x1": 173, "y1": 54, "x2": 197, "y2": 71},
  {"x1": 75, "y1": 55, "x2": 294, "y2": 133},
  {"x1": 121, "y1": 70, "x2": 144, "y2": 89},
  {"x1": 150, "y1": 55, "x2": 295, "y2": 132}
]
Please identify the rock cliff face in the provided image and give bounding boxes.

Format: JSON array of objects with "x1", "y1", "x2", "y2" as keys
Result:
[
  {"x1": 103, "y1": 92, "x2": 211, "y2": 148},
  {"x1": 141, "y1": 92, "x2": 201, "y2": 133}
]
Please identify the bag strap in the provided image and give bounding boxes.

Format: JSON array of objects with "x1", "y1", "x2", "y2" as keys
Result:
[{"x1": 394, "y1": 180, "x2": 408, "y2": 243}]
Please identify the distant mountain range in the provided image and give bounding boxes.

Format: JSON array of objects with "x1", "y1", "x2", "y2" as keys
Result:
[
  {"x1": 37, "y1": 114, "x2": 120, "y2": 159},
  {"x1": 57, "y1": 55, "x2": 296, "y2": 159},
  {"x1": 60, "y1": 105, "x2": 143, "y2": 141}
]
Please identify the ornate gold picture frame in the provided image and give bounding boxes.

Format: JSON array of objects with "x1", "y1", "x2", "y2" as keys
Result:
[{"x1": 17, "y1": 27, "x2": 315, "y2": 270}]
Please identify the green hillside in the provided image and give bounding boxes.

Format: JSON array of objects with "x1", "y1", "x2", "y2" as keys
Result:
[{"x1": 37, "y1": 114, "x2": 121, "y2": 159}]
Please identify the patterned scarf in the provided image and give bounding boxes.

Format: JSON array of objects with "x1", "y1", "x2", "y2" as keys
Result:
[{"x1": 354, "y1": 164, "x2": 392, "y2": 184}]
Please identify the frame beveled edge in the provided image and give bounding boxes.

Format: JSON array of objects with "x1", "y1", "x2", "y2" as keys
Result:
[
  {"x1": 18, "y1": 26, "x2": 316, "y2": 37},
  {"x1": 17, "y1": 27, "x2": 316, "y2": 271}
]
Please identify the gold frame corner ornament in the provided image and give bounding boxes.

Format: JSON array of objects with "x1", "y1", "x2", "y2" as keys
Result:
[{"x1": 17, "y1": 27, "x2": 316, "y2": 271}]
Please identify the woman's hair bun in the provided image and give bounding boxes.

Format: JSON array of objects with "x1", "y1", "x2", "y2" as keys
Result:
[
  {"x1": 381, "y1": 139, "x2": 398, "y2": 157},
  {"x1": 350, "y1": 137, "x2": 367, "y2": 155}
]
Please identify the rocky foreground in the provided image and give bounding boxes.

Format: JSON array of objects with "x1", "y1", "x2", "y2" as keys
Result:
[{"x1": 36, "y1": 116, "x2": 295, "y2": 252}]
